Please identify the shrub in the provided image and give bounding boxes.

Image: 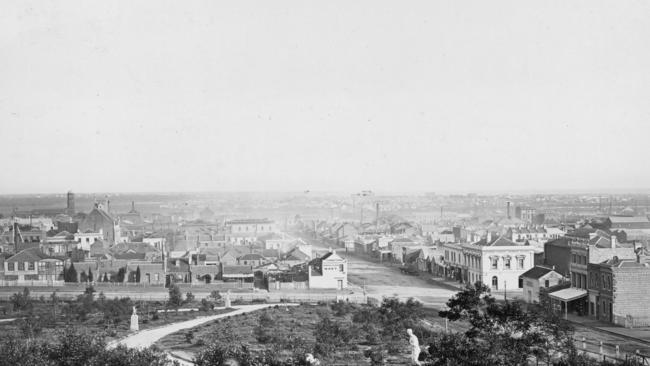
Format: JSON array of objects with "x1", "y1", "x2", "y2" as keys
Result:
[{"x1": 185, "y1": 292, "x2": 195, "y2": 304}]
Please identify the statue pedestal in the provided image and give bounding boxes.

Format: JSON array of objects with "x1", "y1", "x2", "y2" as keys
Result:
[
  {"x1": 130, "y1": 314, "x2": 139, "y2": 332},
  {"x1": 224, "y1": 298, "x2": 231, "y2": 308}
]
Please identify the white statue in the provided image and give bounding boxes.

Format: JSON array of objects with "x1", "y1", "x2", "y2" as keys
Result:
[
  {"x1": 224, "y1": 290, "x2": 231, "y2": 308},
  {"x1": 130, "y1": 306, "x2": 139, "y2": 332},
  {"x1": 305, "y1": 353, "x2": 320, "y2": 366},
  {"x1": 407, "y1": 328, "x2": 421, "y2": 365}
]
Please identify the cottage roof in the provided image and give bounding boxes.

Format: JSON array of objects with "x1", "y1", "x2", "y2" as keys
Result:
[
  {"x1": 6, "y1": 247, "x2": 50, "y2": 263},
  {"x1": 520, "y1": 266, "x2": 557, "y2": 279},
  {"x1": 222, "y1": 265, "x2": 253, "y2": 275},
  {"x1": 239, "y1": 253, "x2": 265, "y2": 261}
]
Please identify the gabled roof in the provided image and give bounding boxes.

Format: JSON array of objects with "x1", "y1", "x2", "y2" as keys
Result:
[
  {"x1": 222, "y1": 265, "x2": 253, "y2": 275},
  {"x1": 113, "y1": 252, "x2": 146, "y2": 260},
  {"x1": 239, "y1": 253, "x2": 264, "y2": 261},
  {"x1": 608, "y1": 216, "x2": 650, "y2": 224},
  {"x1": 320, "y1": 250, "x2": 344, "y2": 261},
  {"x1": 404, "y1": 249, "x2": 424, "y2": 264},
  {"x1": 520, "y1": 266, "x2": 558, "y2": 279},
  {"x1": 489, "y1": 236, "x2": 519, "y2": 247},
  {"x1": 6, "y1": 247, "x2": 51, "y2": 263}
]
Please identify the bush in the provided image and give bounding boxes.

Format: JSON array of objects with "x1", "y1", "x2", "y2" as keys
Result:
[
  {"x1": 185, "y1": 292, "x2": 195, "y2": 304},
  {"x1": 10, "y1": 287, "x2": 33, "y2": 312},
  {"x1": 168, "y1": 283, "x2": 183, "y2": 309},
  {"x1": 200, "y1": 298, "x2": 214, "y2": 312}
]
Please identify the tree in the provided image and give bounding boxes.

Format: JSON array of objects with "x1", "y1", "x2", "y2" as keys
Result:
[
  {"x1": 50, "y1": 291, "x2": 60, "y2": 318},
  {"x1": 135, "y1": 266, "x2": 141, "y2": 283},
  {"x1": 115, "y1": 267, "x2": 126, "y2": 283},
  {"x1": 185, "y1": 292, "x2": 195, "y2": 304},
  {"x1": 432, "y1": 281, "x2": 577, "y2": 365},
  {"x1": 80, "y1": 271, "x2": 88, "y2": 283},
  {"x1": 65, "y1": 263, "x2": 78, "y2": 283},
  {"x1": 168, "y1": 283, "x2": 183, "y2": 309},
  {"x1": 209, "y1": 290, "x2": 222, "y2": 302},
  {"x1": 103, "y1": 273, "x2": 109, "y2": 282},
  {"x1": 10, "y1": 287, "x2": 32, "y2": 312},
  {"x1": 88, "y1": 268, "x2": 94, "y2": 283}
]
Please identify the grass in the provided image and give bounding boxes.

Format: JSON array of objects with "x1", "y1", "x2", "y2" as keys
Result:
[
  {"x1": 155, "y1": 302, "x2": 470, "y2": 365},
  {"x1": 0, "y1": 299, "x2": 233, "y2": 343}
]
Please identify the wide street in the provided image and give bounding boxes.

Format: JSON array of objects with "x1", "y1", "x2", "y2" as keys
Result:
[
  {"x1": 296, "y1": 231, "x2": 650, "y2": 360},
  {"x1": 295, "y1": 231, "x2": 457, "y2": 307}
]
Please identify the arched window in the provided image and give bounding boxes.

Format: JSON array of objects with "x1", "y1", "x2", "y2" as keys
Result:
[{"x1": 492, "y1": 276, "x2": 498, "y2": 290}]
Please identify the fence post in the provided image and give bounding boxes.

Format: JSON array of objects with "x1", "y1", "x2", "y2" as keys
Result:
[
  {"x1": 615, "y1": 345, "x2": 619, "y2": 358},
  {"x1": 583, "y1": 337, "x2": 586, "y2": 350},
  {"x1": 599, "y1": 341, "x2": 603, "y2": 355}
]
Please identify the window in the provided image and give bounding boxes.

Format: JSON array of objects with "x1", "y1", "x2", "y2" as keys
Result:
[
  {"x1": 518, "y1": 278, "x2": 523, "y2": 288},
  {"x1": 7, "y1": 263, "x2": 14, "y2": 271},
  {"x1": 572, "y1": 254, "x2": 576, "y2": 263},
  {"x1": 492, "y1": 276, "x2": 498, "y2": 290},
  {"x1": 28, "y1": 262, "x2": 34, "y2": 271},
  {"x1": 491, "y1": 257, "x2": 498, "y2": 269},
  {"x1": 339, "y1": 264, "x2": 344, "y2": 272},
  {"x1": 504, "y1": 258, "x2": 511, "y2": 270},
  {"x1": 18, "y1": 262, "x2": 25, "y2": 271},
  {"x1": 545, "y1": 280, "x2": 550, "y2": 288},
  {"x1": 518, "y1": 257, "x2": 525, "y2": 269}
]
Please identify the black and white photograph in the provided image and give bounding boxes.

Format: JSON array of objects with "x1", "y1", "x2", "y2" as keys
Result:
[{"x1": 1, "y1": 1, "x2": 649, "y2": 365}]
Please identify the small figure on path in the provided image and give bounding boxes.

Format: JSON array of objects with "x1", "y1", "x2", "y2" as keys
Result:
[{"x1": 407, "y1": 328, "x2": 421, "y2": 365}]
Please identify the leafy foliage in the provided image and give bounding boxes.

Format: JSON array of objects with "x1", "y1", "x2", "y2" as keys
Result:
[
  {"x1": 167, "y1": 283, "x2": 183, "y2": 309},
  {"x1": 433, "y1": 281, "x2": 578, "y2": 365},
  {"x1": 0, "y1": 327, "x2": 176, "y2": 366},
  {"x1": 10, "y1": 287, "x2": 33, "y2": 312}
]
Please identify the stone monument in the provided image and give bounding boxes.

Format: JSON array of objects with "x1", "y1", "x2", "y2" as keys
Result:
[
  {"x1": 130, "y1": 306, "x2": 139, "y2": 332},
  {"x1": 224, "y1": 290, "x2": 231, "y2": 308},
  {"x1": 407, "y1": 328, "x2": 421, "y2": 365}
]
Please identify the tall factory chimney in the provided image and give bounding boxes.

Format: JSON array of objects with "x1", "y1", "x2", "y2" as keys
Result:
[
  {"x1": 67, "y1": 191, "x2": 75, "y2": 215},
  {"x1": 507, "y1": 201, "x2": 511, "y2": 219},
  {"x1": 13, "y1": 222, "x2": 22, "y2": 252}
]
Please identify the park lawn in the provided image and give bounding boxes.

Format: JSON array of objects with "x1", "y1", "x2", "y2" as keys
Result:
[
  {"x1": 0, "y1": 299, "x2": 232, "y2": 343},
  {"x1": 155, "y1": 303, "x2": 468, "y2": 365}
]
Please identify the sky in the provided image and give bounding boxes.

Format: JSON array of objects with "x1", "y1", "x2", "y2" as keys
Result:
[{"x1": 1, "y1": 1, "x2": 649, "y2": 195}]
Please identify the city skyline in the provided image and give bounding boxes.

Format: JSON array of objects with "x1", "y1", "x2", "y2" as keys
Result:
[{"x1": 2, "y1": 1, "x2": 649, "y2": 194}]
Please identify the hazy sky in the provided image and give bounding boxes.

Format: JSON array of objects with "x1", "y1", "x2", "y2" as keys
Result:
[{"x1": 1, "y1": 1, "x2": 649, "y2": 194}]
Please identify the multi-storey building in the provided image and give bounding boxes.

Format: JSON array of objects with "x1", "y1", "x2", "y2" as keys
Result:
[{"x1": 588, "y1": 257, "x2": 650, "y2": 326}]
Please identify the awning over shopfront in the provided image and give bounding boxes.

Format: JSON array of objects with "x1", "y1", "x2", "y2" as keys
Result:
[{"x1": 548, "y1": 288, "x2": 588, "y2": 302}]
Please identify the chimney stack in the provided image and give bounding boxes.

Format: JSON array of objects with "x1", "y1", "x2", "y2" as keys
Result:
[
  {"x1": 611, "y1": 235, "x2": 617, "y2": 248},
  {"x1": 507, "y1": 202, "x2": 511, "y2": 219}
]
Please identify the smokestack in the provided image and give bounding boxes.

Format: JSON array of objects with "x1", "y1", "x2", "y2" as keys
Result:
[
  {"x1": 507, "y1": 202, "x2": 511, "y2": 219},
  {"x1": 131, "y1": 201, "x2": 135, "y2": 212},
  {"x1": 13, "y1": 222, "x2": 22, "y2": 252}
]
